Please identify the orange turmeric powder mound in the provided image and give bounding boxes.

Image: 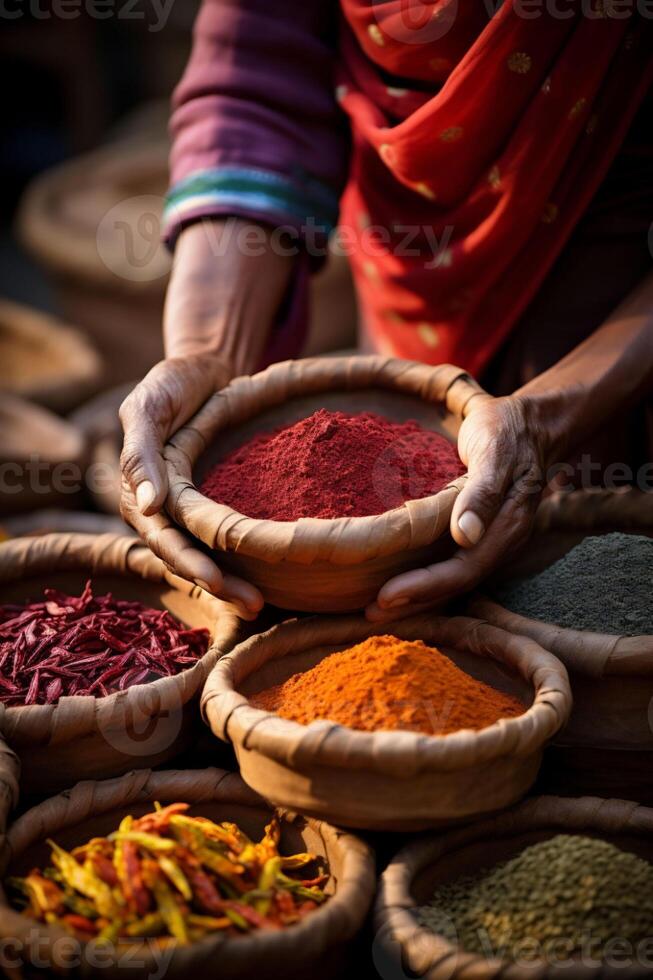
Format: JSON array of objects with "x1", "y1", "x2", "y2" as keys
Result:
[{"x1": 250, "y1": 635, "x2": 525, "y2": 735}]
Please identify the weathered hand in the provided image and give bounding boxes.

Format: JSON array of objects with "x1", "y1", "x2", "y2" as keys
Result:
[
  {"x1": 366, "y1": 394, "x2": 548, "y2": 622},
  {"x1": 119, "y1": 354, "x2": 264, "y2": 618}
]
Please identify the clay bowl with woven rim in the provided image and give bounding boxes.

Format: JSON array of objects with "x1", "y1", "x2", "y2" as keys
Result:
[
  {"x1": 0, "y1": 393, "x2": 88, "y2": 515},
  {"x1": 0, "y1": 767, "x2": 376, "y2": 980},
  {"x1": 201, "y1": 612, "x2": 572, "y2": 831},
  {"x1": 164, "y1": 355, "x2": 485, "y2": 613},
  {"x1": 375, "y1": 794, "x2": 653, "y2": 980},
  {"x1": 467, "y1": 488, "x2": 653, "y2": 800},
  {"x1": 0, "y1": 533, "x2": 240, "y2": 797},
  {"x1": 0, "y1": 299, "x2": 102, "y2": 414}
]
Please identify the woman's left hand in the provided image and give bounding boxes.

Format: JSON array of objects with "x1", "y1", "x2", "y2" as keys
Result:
[{"x1": 366, "y1": 393, "x2": 550, "y2": 622}]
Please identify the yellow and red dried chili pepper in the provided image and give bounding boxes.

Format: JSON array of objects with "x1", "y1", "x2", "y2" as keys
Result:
[{"x1": 7, "y1": 804, "x2": 329, "y2": 944}]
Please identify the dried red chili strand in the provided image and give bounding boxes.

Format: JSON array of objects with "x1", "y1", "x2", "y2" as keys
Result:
[{"x1": 0, "y1": 582, "x2": 210, "y2": 706}]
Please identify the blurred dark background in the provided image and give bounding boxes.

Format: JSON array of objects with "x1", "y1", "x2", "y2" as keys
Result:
[{"x1": 0, "y1": 0, "x2": 198, "y2": 308}]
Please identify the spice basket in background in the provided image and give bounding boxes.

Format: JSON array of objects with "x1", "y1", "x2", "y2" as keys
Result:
[
  {"x1": 69, "y1": 382, "x2": 135, "y2": 515},
  {"x1": 468, "y1": 488, "x2": 653, "y2": 802},
  {"x1": 0, "y1": 299, "x2": 102, "y2": 414},
  {"x1": 0, "y1": 510, "x2": 131, "y2": 539},
  {"x1": 201, "y1": 612, "x2": 571, "y2": 831},
  {"x1": 165, "y1": 356, "x2": 483, "y2": 612},
  {"x1": 0, "y1": 533, "x2": 241, "y2": 797},
  {"x1": 0, "y1": 393, "x2": 88, "y2": 515},
  {"x1": 16, "y1": 138, "x2": 171, "y2": 387},
  {"x1": 0, "y1": 767, "x2": 376, "y2": 980},
  {"x1": 375, "y1": 794, "x2": 653, "y2": 980}
]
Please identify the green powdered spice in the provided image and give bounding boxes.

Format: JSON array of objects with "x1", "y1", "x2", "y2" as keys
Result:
[
  {"x1": 418, "y1": 834, "x2": 653, "y2": 964},
  {"x1": 494, "y1": 532, "x2": 653, "y2": 635}
]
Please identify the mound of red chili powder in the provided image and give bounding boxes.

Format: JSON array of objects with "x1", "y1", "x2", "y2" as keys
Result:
[
  {"x1": 0, "y1": 581, "x2": 210, "y2": 706},
  {"x1": 200, "y1": 409, "x2": 465, "y2": 521}
]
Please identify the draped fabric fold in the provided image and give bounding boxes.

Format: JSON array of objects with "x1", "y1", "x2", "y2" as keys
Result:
[{"x1": 336, "y1": 0, "x2": 652, "y2": 373}]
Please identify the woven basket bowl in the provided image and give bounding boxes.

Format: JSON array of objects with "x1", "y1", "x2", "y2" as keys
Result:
[
  {"x1": 0, "y1": 767, "x2": 375, "y2": 980},
  {"x1": 468, "y1": 488, "x2": 653, "y2": 799},
  {"x1": 0, "y1": 393, "x2": 88, "y2": 515},
  {"x1": 164, "y1": 356, "x2": 485, "y2": 612},
  {"x1": 0, "y1": 299, "x2": 102, "y2": 413},
  {"x1": 0, "y1": 533, "x2": 240, "y2": 797},
  {"x1": 375, "y1": 794, "x2": 653, "y2": 980},
  {"x1": 202, "y1": 612, "x2": 571, "y2": 831},
  {"x1": 16, "y1": 140, "x2": 170, "y2": 385}
]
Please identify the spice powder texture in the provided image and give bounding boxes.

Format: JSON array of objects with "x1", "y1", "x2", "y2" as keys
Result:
[
  {"x1": 250, "y1": 636, "x2": 525, "y2": 734},
  {"x1": 418, "y1": 834, "x2": 653, "y2": 961},
  {"x1": 199, "y1": 408, "x2": 465, "y2": 521},
  {"x1": 495, "y1": 532, "x2": 653, "y2": 636}
]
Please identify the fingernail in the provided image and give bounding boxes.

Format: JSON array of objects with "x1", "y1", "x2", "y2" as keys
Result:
[
  {"x1": 136, "y1": 480, "x2": 156, "y2": 515},
  {"x1": 387, "y1": 596, "x2": 410, "y2": 609},
  {"x1": 458, "y1": 511, "x2": 485, "y2": 545}
]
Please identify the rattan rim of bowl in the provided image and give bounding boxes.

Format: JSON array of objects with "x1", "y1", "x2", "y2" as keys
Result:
[
  {"x1": 202, "y1": 612, "x2": 573, "y2": 778},
  {"x1": 164, "y1": 356, "x2": 489, "y2": 567}
]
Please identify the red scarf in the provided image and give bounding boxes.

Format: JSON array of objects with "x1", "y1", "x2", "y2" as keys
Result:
[{"x1": 335, "y1": 0, "x2": 652, "y2": 376}]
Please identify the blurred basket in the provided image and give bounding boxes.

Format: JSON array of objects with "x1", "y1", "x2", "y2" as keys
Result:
[
  {"x1": 0, "y1": 393, "x2": 87, "y2": 515},
  {"x1": 70, "y1": 382, "x2": 134, "y2": 515},
  {"x1": 0, "y1": 299, "x2": 102, "y2": 413},
  {"x1": 16, "y1": 139, "x2": 170, "y2": 386},
  {"x1": 202, "y1": 612, "x2": 571, "y2": 830}
]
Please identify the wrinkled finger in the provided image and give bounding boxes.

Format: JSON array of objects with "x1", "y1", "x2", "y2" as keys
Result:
[
  {"x1": 219, "y1": 573, "x2": 265, "y2": 620},
  {"x1": 365, "y1": 597, "x2": 439, "y2": 624},
  {"x1": 119, "y1": 392, "x2": 169, "y2": 516},
  {"x1": 450, "y1": 446, "x2": 514, "y2": 549},
  {"x1": 121, "y1": 482, "x2": 263, "y2": 615},
  {"x1": 377, "y1": 495, "x2": 534, "y2": 608}
]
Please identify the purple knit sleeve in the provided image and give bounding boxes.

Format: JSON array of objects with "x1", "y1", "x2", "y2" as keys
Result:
[{"x1": 164, "y1": 0, "x2": 348, "y2": 248}]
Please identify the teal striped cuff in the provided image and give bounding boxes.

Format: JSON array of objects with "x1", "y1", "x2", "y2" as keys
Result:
[{"x1": 163, "y1": 166, "x2": 340, "y2": 242}]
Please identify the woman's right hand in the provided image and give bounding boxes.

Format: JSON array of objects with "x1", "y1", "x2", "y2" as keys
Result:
[
  {"x1": 119, "y1": 353, "x2": 266, "y2": 617},
  {"x1": 119, "y1": 218, "x2": 296, "y2": 618}
]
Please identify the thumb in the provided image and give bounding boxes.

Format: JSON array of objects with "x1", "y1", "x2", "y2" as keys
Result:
[
  {"x1": 450, "y1": 448, "x2": 512, "y2": 548},
  {"x1": 119, "y1": 397, "x2": 168, "y2": 517}
]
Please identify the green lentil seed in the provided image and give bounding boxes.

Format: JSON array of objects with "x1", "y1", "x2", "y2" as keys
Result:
[{"x1": 417, "y1": 835, "x2": 653, "y2": 964}]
